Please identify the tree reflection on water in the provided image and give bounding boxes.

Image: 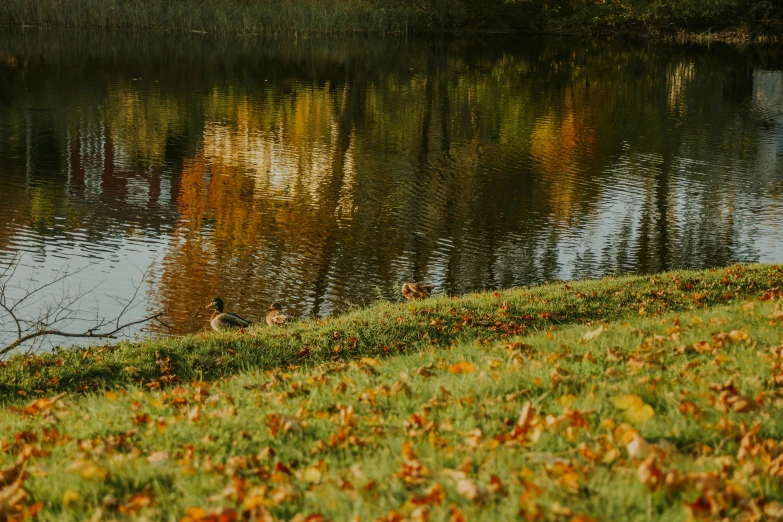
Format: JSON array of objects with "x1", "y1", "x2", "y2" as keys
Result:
[{"x1": 0, "y1": 31, "x2": 781, "y2": 339}]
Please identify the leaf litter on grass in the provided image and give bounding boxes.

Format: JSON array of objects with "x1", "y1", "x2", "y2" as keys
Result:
[{"x1": 1, "y1": 266, "x2": 783, "y2": 520}]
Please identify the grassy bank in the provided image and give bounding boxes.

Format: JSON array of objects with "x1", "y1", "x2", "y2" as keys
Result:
[
  {"x1": 1, "y1": 265, "x2": 783, "y2": 520},
  {"x1": 0, "y1": 0, "x2": 780, "y2": 41},
  {"x1": 2, "y1": 264, "x2": 783, "y2": 397}
]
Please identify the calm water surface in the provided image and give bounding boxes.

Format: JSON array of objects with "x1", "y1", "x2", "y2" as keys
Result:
[{"x1": 1, "y1": 30, "x2": 782, "y2": 345}]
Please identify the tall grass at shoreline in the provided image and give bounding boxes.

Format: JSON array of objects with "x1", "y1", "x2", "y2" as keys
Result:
[
  {"x1": 1, "y1": 0, "x2": 414, "y2": 35},
  {"x1": 0, "y1": 0, "x2": 780, "y2": 40}
]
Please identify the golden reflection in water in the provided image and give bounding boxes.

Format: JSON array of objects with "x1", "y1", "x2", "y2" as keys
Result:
[{"x1": 0, "y1": 33, "x2": 781, "y2": 340}]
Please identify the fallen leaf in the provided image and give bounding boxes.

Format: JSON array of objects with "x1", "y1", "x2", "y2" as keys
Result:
[
  {"x1": 456, "y1": 478, "x2": 486, "y2": 501},
  {"x1": 448, "y1": 362, "x2": 476, "y2": 374},
  {"x1": 626, "y1": 433, "x2": 655, "y2": 460},
  {"x1": 610, "y1": 395, "x2": 655, "y2": 424},
  {"x1": 62, "y1": 488, "x2": 79, "y2": 506},
  {"x1": 581, "y1": 326, "x2": 605, "y2": 341},
  {"x1": 637, "y1": 455, "x2": 662, "y2": 490},
  {"x1": 67, "y1": 461, "x2": 108, "y2": 480},
  {"x1": 146, "y1": 451, "x2": 169, "y2": 466}
]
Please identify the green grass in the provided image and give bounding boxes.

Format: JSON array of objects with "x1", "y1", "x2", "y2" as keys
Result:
[
  {"x1": 2, "y1": 264, "x2": 782, "y2": 398},
  {"x1": 2, "y1": 264, "x2": 783, "y2": 521}
]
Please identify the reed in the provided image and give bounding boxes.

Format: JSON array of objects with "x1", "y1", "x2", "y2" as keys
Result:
[
  {"x1": 0, "y1": 0, "x2": 779, "y2": 39},
  {"x1": 0, "y1": 0, "x2": 416, "y2": 35}
]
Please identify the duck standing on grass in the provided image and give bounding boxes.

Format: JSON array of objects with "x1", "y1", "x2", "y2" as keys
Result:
[
  {"x1": 401, "y1": 282, "x2": 434, "y2": 301},
  {"x1": 206, "y1": 297, "x2": 251, "y2": 332},
  {"x1": 266, "y1": 302, "x2": 288, "y2": 326}
]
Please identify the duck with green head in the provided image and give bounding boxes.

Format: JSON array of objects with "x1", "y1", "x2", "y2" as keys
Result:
[{"x1": 206, "y1": 297, "x2": 251, "y2": 332}]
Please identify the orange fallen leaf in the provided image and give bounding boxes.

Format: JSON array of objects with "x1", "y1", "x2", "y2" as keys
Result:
[
  {"x1": 23, "y1": 392, "x2": 66, "y2": 416},
  {"x1": 448, "y1": 362, "x2": 475, "y2": 374},
  {"x1": 412, "y1": 483, "x2": 445, "y2": 506},
  {"x1": 448, "y1": 505, "x2": 466, "y2": 522}
]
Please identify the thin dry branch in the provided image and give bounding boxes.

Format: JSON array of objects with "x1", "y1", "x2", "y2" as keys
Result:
[
  {"x1": 0, "y1": 312, "x2": 165, "y2": 356},
  {"x1": 0, "y1": 254, "x2": 168, "y2": 357}
]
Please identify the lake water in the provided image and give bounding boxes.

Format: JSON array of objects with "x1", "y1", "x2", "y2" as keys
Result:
[{"x1": 1, "y1": 30, "x2": 782, "y2": 347}]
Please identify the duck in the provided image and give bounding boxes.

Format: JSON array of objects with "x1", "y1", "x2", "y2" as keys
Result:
[
  {"x1": 401, "y1": 282, "x2": 434, "y2": 301},
  {"x1": 206, "y1": 297, "x2": 251, "y2": 332},
  {"x1": 265, "y1": 302, "x2": 288, "y2": 326}
]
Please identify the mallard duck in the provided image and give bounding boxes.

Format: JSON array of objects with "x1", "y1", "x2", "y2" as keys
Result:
[
  {"x1": 401, "y1": 282, "x2": 434, "y2": 301},
  {"x1": 206, "y1": 297, "x2": 251, "y2": 332},
  {"x1": 265, "y1": 302, "x2": 288, "y2": 326}
]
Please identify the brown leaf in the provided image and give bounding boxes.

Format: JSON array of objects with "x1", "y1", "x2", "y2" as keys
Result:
[
  {"x1": 411, "y1": 483, "x2": 445, "y2": 506},
  {"x1": 637, "y1": 455, "x2": 662, "y2": 490},
  {"x1": 731, "y1": 395, "x2": 760, "y2": 413},
  {"x1": 0, "y1": 461, "x2": 25, "y2": 487},
  {"x1": 487, "y1": 475, "x2": 506, "y2": 496},
  {"x1": 448, "y1": 505, "x2": 466, "y2": 522},
  {"x1": 23, "y1": 392, "x2": 66, "y2": 416},
  {"x1": 764, "y1": 501, "x2": 783, "y2": 521}
]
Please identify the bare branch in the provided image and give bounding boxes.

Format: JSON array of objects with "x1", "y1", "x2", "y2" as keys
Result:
[
  {"x1": 0, "y1": 253, "x2": 168, "y2": 358},
  {"x1": 0, "y1": 312, "x2": 165, "y2": 356},
  {"x1": 10, "y1": 261, "x2": 93, "y2": 313},
  {"x1": 116, "y1": 263, "x2": 153, "y2": 330}
]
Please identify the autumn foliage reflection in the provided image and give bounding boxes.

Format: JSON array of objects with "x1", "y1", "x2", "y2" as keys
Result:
[{"x1": 0, "y1": 33, "x2": 781, "y2": 336}]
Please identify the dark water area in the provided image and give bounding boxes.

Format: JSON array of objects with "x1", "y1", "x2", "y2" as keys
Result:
[{"x1": 0, "y1": 30, "x2": 782, "y2": 345}]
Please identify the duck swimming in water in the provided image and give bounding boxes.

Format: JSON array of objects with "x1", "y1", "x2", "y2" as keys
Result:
[
  {"x1": 206, "y1": 297, "x2": 251, "y2": 332},
  {"x1": 401, "y1": 282, "x2": 434, "y2": 301},
  {"x1": 265, "y1": 302, "x2": 288, "y2": 326}
]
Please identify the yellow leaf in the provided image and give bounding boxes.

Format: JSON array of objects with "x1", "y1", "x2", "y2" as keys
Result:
[
  {"x1": 303, "y1": 466, "x2": 322, "y2": 484},
  {"x1": 610, "y1": 395, "x2": 643, "y2": 410},
  {"x1": 611, "y1": 395, "x2": 655, "y2": 424},
  {"x1": 62, "y1": 488, "x2": 79, "y2": 506},
  {"x1": 602, "y1": 446, "x2": 620, "y2": 464},
  {"x1": 557, "y1": 395, "x2": 577, "y2": 408},
  {"x1": 728, "y1": 329, "x2": 749, "y2": 342},
  {"x1": 627, "y1": 404, "x2": 654, "y2": 423},
  {"x1": 68, "y1": 461, "x2": 108, "y2": 480},
  {"x1": 359, "y1": 357, "x2": 378, "y2": 367}
]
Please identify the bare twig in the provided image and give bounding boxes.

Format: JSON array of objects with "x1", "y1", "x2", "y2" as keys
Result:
[
  {"x1": 0, "y1": 312, "x2": 165, "y2": 356},
  {"x1": 0, "y1": 253, "x2": 167, "y2": 357}
]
